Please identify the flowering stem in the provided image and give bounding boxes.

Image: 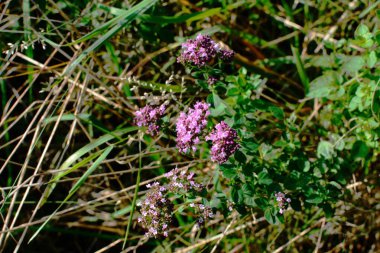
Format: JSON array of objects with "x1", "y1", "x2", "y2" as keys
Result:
[{"x1": 122, "y1": 132, "x2": 143, "y2": 249}]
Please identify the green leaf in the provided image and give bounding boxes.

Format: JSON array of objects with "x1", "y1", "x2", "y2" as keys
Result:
[
  {"x1": 258, "y1": 171, "x2": 273, "y2": 185},
  {"x1": 241, "y1": 183, "x2": 254, "y2": 197},
  {"x1": 234, "y1": 150, "x2": 247, "y2": 163},
  {"x1": 269, "y1": 106, "x2": 284, "y2": 120},
  {"x1": 219, "y1": 163, "x2": 237, "y2": 179},
  {"x1": 225, "y1": 75, "x2": 236, "y2": 83},
  {"x1": 355, "y1": 24, "x2": 371, "y2": 39},
  {"x1": 307, "y1": 71, "x2": 340, "y2": 98},
  {"x1": 349, "y1": 96, "x2": 361, "y2": 111},
  {"x1": 317, "y1": 141, "x2": 334, "y2": 159},
  {"x1": 244, "y1": 196, "x2": 256, "y2": 207},
  {"x1": 306, "y1": 195, "x2": 323, "y2": 204},
  {"x1": 367, "y1": 51, "x2": 377, "y2": 68},
  {"x1": 250, "y1": 99, "x2": 271, "y2": 111},
  {"x1": 211, "y1": 92, "x2": 235, "y2": 116},
  {"x1": 242, "y1": 184, "x2": 257, "y2": 207},
  {"x1": 231, "y1": 186, "x2": 244, "y2": 204},
  {"x1": 264, "y1": 207, "x2": 275, "y2": 224},
  {"x1": 303, "y1": 160, "x2": 311, "y2": 172},
  {"x1": 241, "y1": 139, "x2": 259, "y2": 152},
  {"x1": 227, "y1": 87, "x2": 240, "y2": 96},
  {"x1": 351, "y1": 140, "x2": 370, "y2": 160},
  {"x1": 353, "y1": 24, "x2": 374, "y2": 48},
  {"x1": 342, "y1": 56, "x2": 365, "y2": 74},
  {"x1": 220, "y1": 167, "x2": 237, "y2": 179},
  {"x1": 284, "y1": 171, "x2": 301, "y2": 190},
  {"x1": 277, "y1": 213, "x2": 285, "y2": 223},
  {"x1": 328, "y1": 181, "x2": 342, "y2": 190},
  {"x1": 255, "y1": 197, "x2": 269, "y2": 209},
  {"x1": 211, "y1": 93, "x2": 227, "y2": 116},
  {"x1": 309, "y1": 55, "x2": 336, "y2": 68}
]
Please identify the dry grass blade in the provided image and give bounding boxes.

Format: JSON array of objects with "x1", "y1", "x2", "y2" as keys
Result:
[
  {"x1": 12, "y1": 73, "x2": 80, "y2": 251},
  {"x1": 0, "y1": 79, "x2": 66, "y2": 249},
  {"x1": 175, "y1": 217, "x2": 266, "y2": 253},
  {"x1": 272, "y1": 218, "x2": 325, "y2": 253},
  {"x1": 210, "y1": 214, "x2": 237, "y2": 253}
]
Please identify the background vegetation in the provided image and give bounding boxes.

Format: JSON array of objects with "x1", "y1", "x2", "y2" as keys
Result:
[{"x1": 0, "y1": 0, "x2": 379, "y2": 252}]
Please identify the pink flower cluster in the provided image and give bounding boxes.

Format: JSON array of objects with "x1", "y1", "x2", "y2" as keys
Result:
[
  {"x1": 207, "y1": 76, "x2": 218, "y2": 85},
  {"x1": 134, "y1": 101, "x2": 239, "y2": 164},
  {"x1": 177, "y1": 34, "x2": 234, "y2": 67},
  {"x1": 137, "y1": 182, "x2": 172, "y2": 238},
  {"x1": 206, "y1": 121, "x2": 240, "y2": 164},
  {"x1": 165, "y1": 167, "x2": 203, "y2": 193},
  {"x1": 189, "y1": 203, "x2": 214, "y2": 226},
  {"x1": 134, "y1": 104, "x2": 166, "y2": 135},
  {"x1": 275, "y1": 192, "x2": 291, "y2": 214},
  {"x1": 138, "y1": 168, "x2": 211, "y2": 238},
  {"x1": 176, "y1": 101, "x2": 210, "y2": 153}
]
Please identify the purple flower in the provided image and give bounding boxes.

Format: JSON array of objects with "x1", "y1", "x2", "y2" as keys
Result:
[
  {"x1": 227, "y1": 200, "x2": 234, "y2": 212},
  {"x1": 165, "y1": 167, "x2": 203, "y2": 193},
  {"x1": 137, "y1": 182, "x2": 173, "y2": 238},
  {"x1": 206, "y1": 121, "x2": 240, "y2": 164},
  {"x1": 134, "y1": 104, "x2": 166, "y2": 135},
  {"x1": 219, "y1": 48, "x2": 234, "y2": 62},
  {"x1": 207, "y1": 76, "x2": 218, "y2": 85},
  {"x1": 176, "y1": 101, "x2": 210, "y2": 153},
  {"x1": 189, "y1": 203, "x2": 214, "y2": 226},
  {"x1": 178, "y1": 34, "x2": 234, "y2": 67},
  {"x1": 274, "y1": 192, "x2": 291, "y2": 214}
]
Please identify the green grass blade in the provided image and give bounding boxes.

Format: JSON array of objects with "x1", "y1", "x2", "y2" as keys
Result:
[
  {"x1": 99, "y1": 2, "x2": 245, "y2": 26},
  {"x1": 122, "y1": 134, "x2": 142, "y2": 249},
  {"x1": 291, "y1": 45, "x2": 310, "y2": 94},
  {"x1": 73, "y1": 1, "x2": 154, "y2": 44},
  {"x1": 68, "y1": 146, "x2": 113, "y2": 195},
  {"x1": 28, "y1": 146, "x2": 114, "y2": 244},
  {"x1": 63, "y1": 0, "x2": 157, "y2": 75},
  {"x1": 67, "y1": 0, "x2": 158, "y2": 46},
  {"x1": 49, "y1": 150, "x2": 103, "y2": 183},
  {"x1": 66, "y1": 15, "x2": 122, "y2": 46},
  {"x1": 39, "y1": 126, "x2": 138, "y2": 207},
  {"x1": 43, "y1": 113, "x2": 91, "y2": 125},
  {"x1": 111, "y1": 205, "x2": 132, "y2": 219}
]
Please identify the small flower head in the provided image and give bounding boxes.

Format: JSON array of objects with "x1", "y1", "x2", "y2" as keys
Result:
[
  {"x1": 207, "y1": 76, "x2": 218, "y2": 85},
  {"x1": 189, "y1": 203, "x2": 214, "y2": 227},
  {"x1": 219, "y1": 48, "x2": 234, "y2": 62},
  {"x1": 227, "y1": 200, "x2": 235, "y2": 212},
  {"x1": 134, "y1": 104, "x2": 166, "y2": 135},
  {"x1": 138, "y1": 182, "x2": 173, "y2": 238},
  {"x1": 177, "y1": 34, "x2": 218, "y2": 67},
  {"x1": 274, "y1": 192, "x2": 291, "y2": 214},
  {"x1": 176, "y1": 101, "x2": 210, "y2": 153},
  {"x1": 206, "y1": 121, "x2": 240, "y2": 164},
  {"x1": 165, "y1": 167, "x2": 204, "y2": 193},
  {"x1": 178, "y1": 34, "x2": 234, "y2": 67}
]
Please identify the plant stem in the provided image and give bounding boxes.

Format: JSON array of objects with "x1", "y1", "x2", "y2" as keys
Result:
[{"x1": 122, "y1": 131, "x2": 143, "y2": 249}]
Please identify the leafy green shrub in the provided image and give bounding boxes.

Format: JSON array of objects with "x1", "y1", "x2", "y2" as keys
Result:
[{"x1": 136, "y1": 23, "x2": 379, "y2": 234}]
